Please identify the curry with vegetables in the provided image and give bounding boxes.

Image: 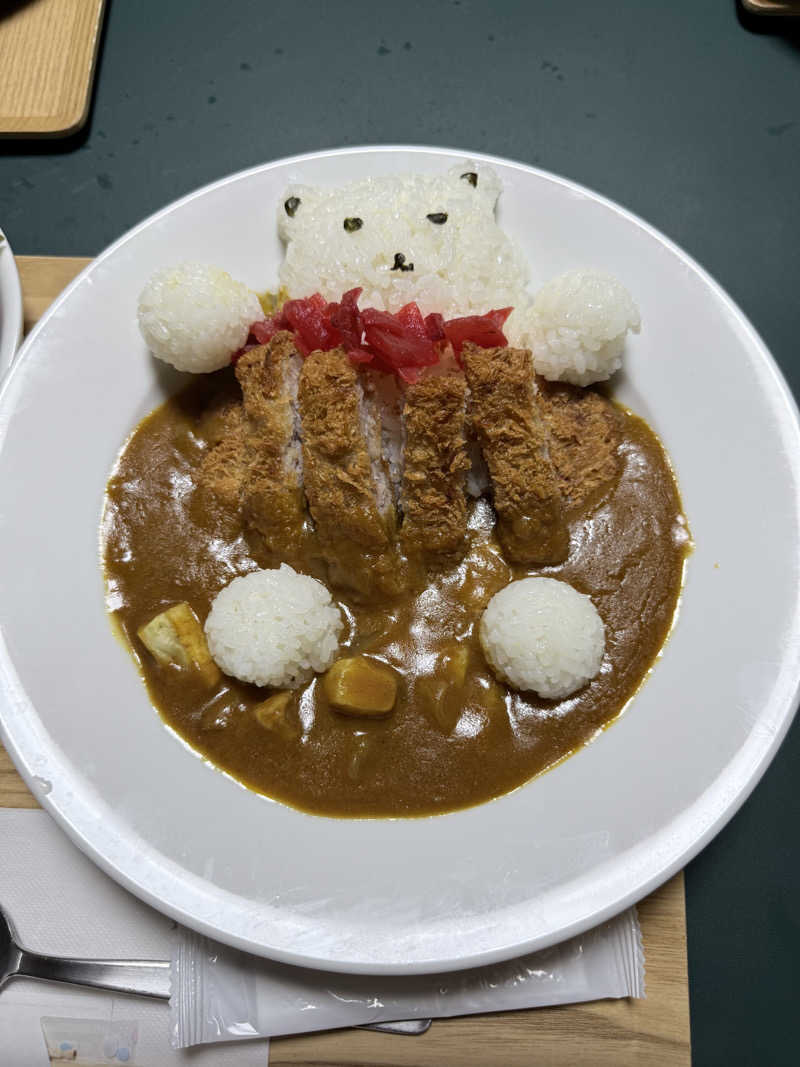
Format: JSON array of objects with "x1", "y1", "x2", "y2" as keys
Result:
[{"x1": 102, "y1": 365, "x2": 688, "y2": 818}]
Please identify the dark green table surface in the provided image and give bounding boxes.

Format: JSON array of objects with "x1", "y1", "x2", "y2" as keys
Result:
[{"x1": 2, "y1": 1, "x2": 798, "y2": 1063}]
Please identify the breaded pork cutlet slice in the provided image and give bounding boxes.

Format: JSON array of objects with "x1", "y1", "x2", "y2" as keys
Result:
[
  {"x1": 196, "y1": 402, "x2": 246, "y2": 517},
  {"x1": 401, "y1": 373, "x2": 469, "y2": 559},
  {"x1": 235, "y1": 332, "x2": 305, "y2": 557},
  {"x1": 298, "y1": 348, "x2": 402, "y2": 598},
  {"x1": 536, "y1": 379, "x2": 622, "y2": 511},
  {"x1": 462, "y1": 343, "x2": 569, "y2": 565}
]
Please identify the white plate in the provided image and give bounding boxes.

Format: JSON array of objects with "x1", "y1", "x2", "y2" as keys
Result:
[
  {"x1": 0, "y1": 229, "x2": 23, "y2": 376},
  {"x1": 0, "y1": 147, "x2": 799, "y2": 975}
]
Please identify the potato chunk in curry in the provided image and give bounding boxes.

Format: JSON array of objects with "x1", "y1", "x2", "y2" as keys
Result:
[
  {"x1": 137, "y1": 603, "x2": 220, "y2": 687},
  {"x1": 323, "y1": 656, "x2": 398, "y2": 717}
]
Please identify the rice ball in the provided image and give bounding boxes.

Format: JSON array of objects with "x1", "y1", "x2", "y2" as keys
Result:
[
  {"x1": 479, "y1": 577, "x2": 605, "y2": 700},
  {"x1": 137, "y1": 262, "x2": 262, "y2": 373},
  {"x1": 204, "y1": 564, "x2": 343, "y2": 689},
  {"x1": 526, "y1": 269, "x2": 640, "y2": 386}
]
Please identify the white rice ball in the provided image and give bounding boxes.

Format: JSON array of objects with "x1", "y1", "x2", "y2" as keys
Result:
[
  {"x1": 479, "y1": 577, "x2": 605, "y2": 700},
  {"x1": 204, "y1": 564, "x2": 343, "y2": 689},
  {"x1": 525, "y1": 269, "x2": 640, "y2": 386},
  {"x1": 137, "y1": 262, "x2": 262, "y2": 373}
]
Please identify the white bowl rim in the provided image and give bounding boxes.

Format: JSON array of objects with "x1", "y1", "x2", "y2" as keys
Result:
[{"x1": 0, "y1": 229, "x2": 24, "y2": 377}]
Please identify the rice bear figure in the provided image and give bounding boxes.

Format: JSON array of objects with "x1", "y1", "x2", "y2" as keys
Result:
[
  {"x1": 277, "y1": 163, "x2": 531, "y2": 329},
  {"x1": 138, "y1": 162, "x2": 640, "y2": 385}
]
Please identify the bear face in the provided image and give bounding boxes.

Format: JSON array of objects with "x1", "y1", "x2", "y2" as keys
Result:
[{"x1": 277, "y1": 163, "x2": 530, "y2": 324}]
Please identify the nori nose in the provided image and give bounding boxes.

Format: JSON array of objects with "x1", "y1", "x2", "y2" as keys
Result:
[{"x1": 390, "y1": 252, "x2": 414, "y2": 272}]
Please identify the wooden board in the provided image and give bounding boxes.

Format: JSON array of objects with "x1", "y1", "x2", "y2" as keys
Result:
[
  {"x1": 0, "y1": 1, "x2": 106, "y2": 137},
  {"x1": 741, "y1": 0, "x2": 800, "y2": 12},
  {"x1": 2, "y1": 255, "x2": 692, "y2": 1064},
  {"x1": 742, "y1": 0, "x2": 797, "y2": 11}
]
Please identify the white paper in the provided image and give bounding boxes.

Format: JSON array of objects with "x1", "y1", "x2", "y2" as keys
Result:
[{"x1": 0, "y1": 809, "x2": 268, "y2": 1066}]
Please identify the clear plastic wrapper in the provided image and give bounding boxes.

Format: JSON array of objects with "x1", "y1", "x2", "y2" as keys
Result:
[{"x1": 171, "y1": 907, "x2": 644, "y2": 1047}]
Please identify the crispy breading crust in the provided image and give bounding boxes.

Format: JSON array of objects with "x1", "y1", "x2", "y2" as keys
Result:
[
  {"x1": 235, "y1": 332, "x2": 305, "y2": 553},
  {"x1": 462, "y1": 343, "x2": 569, "y2": 565},
  {"x1": 536, "y1": 379, "x2": 622, "y2": 511},
  {"x1": 299, "y1": 349, "x2": 390, "y2": 551},
  {"x1": 196, "y1": 402, "x2": 246, "y2": 514},
  {"x1": 299, "y1": 349, "x2": 408, "y2": 598},
  {"x1": 402, "y1": 374, "x2": 469, "y2": 556}
]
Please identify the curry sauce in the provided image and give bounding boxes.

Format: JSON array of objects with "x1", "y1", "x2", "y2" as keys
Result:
[{"x1": 102, "y1": 371, "x2": 689, "y2": 817}]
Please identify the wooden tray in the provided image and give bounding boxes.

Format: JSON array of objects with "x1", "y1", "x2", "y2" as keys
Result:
[
  {"x1": 2, "y1": 255, "x2": 692, "y2": 1064},
  {"x1": 741, "y1": 1, "x2": 800, "y2": 12},
  {"x1": 0, "y1": 1, "x2": 106, "y2": 137}
]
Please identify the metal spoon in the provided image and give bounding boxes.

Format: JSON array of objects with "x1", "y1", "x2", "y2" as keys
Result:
[
  {"x1": 0, "y1": 904, "x2": 170, "y2": 999},
  {"x1": 0, "y1": 905, "x2": 431, "y2": 1034}
]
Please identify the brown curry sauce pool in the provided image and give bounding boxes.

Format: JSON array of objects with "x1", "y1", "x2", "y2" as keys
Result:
[{"x1": 103, "y1": 370, "x2": 689, "y2": 818}]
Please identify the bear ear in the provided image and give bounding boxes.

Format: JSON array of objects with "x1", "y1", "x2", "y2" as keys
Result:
[
  {"x1": 446, "y1": 163, "x2": 502, "y2": 212},
  {"x1": 277, "y1": 184, "x2": 318, "y2": 241}
]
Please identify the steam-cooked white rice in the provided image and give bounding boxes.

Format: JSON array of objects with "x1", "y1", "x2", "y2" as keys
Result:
[
  {"x1": 277, "y1": 168, "x2": 639, "y2": 386},
  {"x1": 525, "y1": 269, "x2": 641, "y2": 386},
  {"x1": 204, "y1": 565, "x2": 343, "y2": 689},
  {"x1": 278, "y1": 164, "x2": 531, "y2": 327},
  {"x1": 480, "y1": 577, "x2": 605, "y2": 700},
  {"x1": 138, "y1": 262, "x2": 262, "y2": 373},
  {"x1": 137, "y1": 170, "x2": 639, "y2": 390}
]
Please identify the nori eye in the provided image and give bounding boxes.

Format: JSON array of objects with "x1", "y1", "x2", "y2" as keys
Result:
[
  {"x1": 343, "y1": 217, "x2": 363, "y2": 232},
  {"x1": 284, "y1": 197, "x2": 301, "y2": 217},
  {"x1": 426, "y1": 212, "x2": 448, "y2": 224},
  {"x1": 460, "y1": 172, "x2": 478, "y2": 187}
]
